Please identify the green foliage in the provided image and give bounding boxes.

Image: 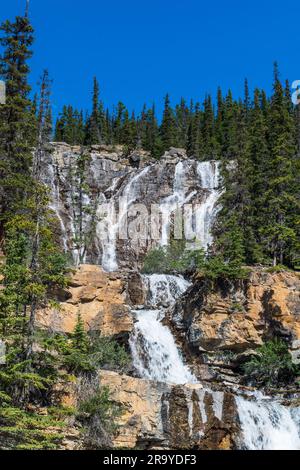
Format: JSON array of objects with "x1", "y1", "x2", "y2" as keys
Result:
[
  {"x1": 72, "y1": 314, "x2": 89, "y2": 353},
  {"x1": 90, "y1": 337, "x2": 130, "y2": 371},
  {"x1": 142, "y1": 240, "x2": 248, "y2": 281},
  {"x1": 77, "y1": 385, "x2": 122, "y2": 449},
  {"x1": 266, "y1": 264, "x2": 292, "y2": 273},
  {"x1": 142, "y1": 239, "x2": 187, "y2": 274},
  {"x1": 0, "y1": 406, "x2": 69, "y2": 450},
  {"x1": 63, "y1": 330, "x2": 130, "y2": 375},
  {"x1": 242, "y1": 339, "x2": 297, "y2": 386}
]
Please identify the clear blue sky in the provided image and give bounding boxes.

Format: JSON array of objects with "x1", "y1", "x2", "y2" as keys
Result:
[{"x1": 1, "y1": 0, "x2": 299, "y2": 118}]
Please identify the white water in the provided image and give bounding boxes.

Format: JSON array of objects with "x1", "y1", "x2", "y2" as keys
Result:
[
  {"x1": 130, "y1": 308, "x2": 196, "y2": 384},
  {"x1": 159, "y1": 159, "x2": 222, "y2": 251},
  {"x1": 160, "y1": 161, "x2": 196, "y2": 246},
  {"x1": 96, "y1": 158, "x2": 222, "y2": 270},
  {"x1": 236, "y1": 394, "x2": 300, "y2": 450},
  {"x1": 195, "y1": 161, "x2": 222, "y2": 251},
  {"x1": 143, "y1": 273, "x2": 191, "y2": 308},
  {"x1": 97, "y1": 166, "x2": 151, "y2": 272},
  {"x1": 47, "y1": 161, "x2": 69, "y2": 253},
  {"x1": 130, "y1": 274, "x2": 196, "y2": 384}
]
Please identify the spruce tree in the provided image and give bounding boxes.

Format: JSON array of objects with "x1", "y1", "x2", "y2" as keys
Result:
[
  {"x1": 261, "y1": 64, "x2": 298, "y2": 265},
  {"x1": 187, "y1": 102, "x2": 202, "y2": 158},
  {"x1": 160, "y1": 94, "x2": 176, "y2": 152},
  {"x1": 87, "y1": 77, "x2": 101, "y2": 144},
  {"x1": 0, "y1": 14, "x2": 35, "y2": 236},
  {"x1": 72, "y1": 314, "x2": 89, "y2": 353}
]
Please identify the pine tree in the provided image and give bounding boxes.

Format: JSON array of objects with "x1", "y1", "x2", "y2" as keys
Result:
[
  {"x1": 72, "y1": 314, "x2": 89, "y2": 353},
  {"x1": 0, "y1": 14, "x2": 35, "y2": 237},
  {"x1": 187, "y1": 102, "x2": 202, "y2": 158},
  {"x1": 175, "y1": 97, "x2": 189, "y2": 148},
  {"x1": 202, "y1": 94, "x2": 217, "y2": 159},
  {"x1": 0, "y1": 11, "x2": 68, "y2": 437},
  {"x1": 261, "y1": 64, "x2": 298, "y2": 265},
  {"x1": 160, "y1": 94, "x2": 176, "y2": 152},
  {"x1": 86, "y1": 77, "x2": 101, "y2": 144}
]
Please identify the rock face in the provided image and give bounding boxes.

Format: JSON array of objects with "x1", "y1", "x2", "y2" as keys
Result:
[
  {"x1": 37, "y1": 264, "x2": 132, "y2": 338},
  {"x1": 172, "y1": 269, "x2": 300, "y2": 373},
  {"x1": 100, "y1": 371, "x2": 239, "y2": 450},
  {"x1": 42, "y1": 143, "x2": 215, "y2": 271}
]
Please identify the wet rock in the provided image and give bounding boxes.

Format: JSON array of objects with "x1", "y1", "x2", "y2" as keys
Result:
[
  {"x1": 127, "y1": 272, "x2": 146, "y2": 305},
  {"x1": 99, "y1": 371, "x2": 239, "y2": 450}
]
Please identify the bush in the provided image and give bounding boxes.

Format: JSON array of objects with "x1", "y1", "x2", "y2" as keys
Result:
[
  {"x1": 242, "y1": 339, "x2": 297, "y2": 386},
  {"x1": 90, "y1": 337, "x2": 130, "y2": 371},
  {"x1": 77, "y1": 385, "x2": 122, "y2": 449},
  {"x1": 142, "y1": 241, "x2": 249, "y2": 281},
  {"x1": 0, "y1": 405, "x2": 71, "y2": 450},
  {"x1": 142, "y1": 239, "x2": 188, "y2": 274},
  {"x1": 266, "y1": 264, "x2": 291, "y2": 273}
]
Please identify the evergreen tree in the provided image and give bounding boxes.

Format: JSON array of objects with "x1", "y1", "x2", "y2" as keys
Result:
[
  {"x1": 160, "y1": 94, "x2": 176, "y2": 151},
  {"x1": 175, "y1": 97, "x2": 189, "y2": 148},
  {"x1": 202, "y1": 94, "x2": 217, "y2": 159},
  {"x1": 261, "y1": 65, "x2": 298, "y2": 265},
  {"x1": 187, "y1": 102, "x2": 202, "y2": 158},
  {"x1": 0, "y1": 14, "x2": 35, "y2": 237},
  {"x1": 86, "y1": 77, "x2": 101, "y2": 144},
  {"x1": 72, "y1": 314, "x2": 89, "y2": 353}
]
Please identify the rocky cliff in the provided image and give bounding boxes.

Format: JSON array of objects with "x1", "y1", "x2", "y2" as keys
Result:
[
  {"x1": 41, "y1": 264, "x2": 300, "y2": 450},
  {"x1": 170, "y1": 268, "x2": 300, "y2": 382},
  {"x1": 38, "y1": 143, "x2": 300, "y2": 450},
  {"x1": 43, "y1": 143, "x2": 220, "y2": 271}
]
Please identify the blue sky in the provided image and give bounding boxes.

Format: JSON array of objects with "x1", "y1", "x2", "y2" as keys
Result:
[{"x1": 1, "y1": 0, "x2": 299, "y2": 118}]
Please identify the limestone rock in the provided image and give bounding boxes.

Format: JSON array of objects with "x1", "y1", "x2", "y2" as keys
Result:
[
  {"x1": 99, "y1": 370, "x2": 239, "y2": 450},
  {"x1": 173, "y1": 269, "x2": 300, "y2": 365},
  {"x1": 36, "y1": 264, "x2": 133, "y2": 338}
]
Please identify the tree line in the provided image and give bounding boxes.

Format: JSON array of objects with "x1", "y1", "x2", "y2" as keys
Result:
[
  {"x1": 0, "y1": 10, "x2": 128, "y2": 449},
  {"x1": 54, "y1": 70, "x2": 300, "y2": 269}
]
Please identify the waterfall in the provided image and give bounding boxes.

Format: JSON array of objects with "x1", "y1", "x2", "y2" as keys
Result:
[
  {"x1": 129, "y1": 274, "x2": 196, "y2": 384},
  {"x1": 160, "y1": 161, "x2": 196, "y2": 246},
  {"x1": 97, "y1": 166, "x2": 151, "y2": 272},
  {"x1": 195, "y1": 161, "x2": 222, "y2": 251},
  {"x1": 159, "y1": 160, "x2": 222, "y2": 250},
  {"x1": 130, "y1": 308, "x2": 196, "y2": 384},
  {"x1": 236, "y1": 394, "x2": 300, "y2": 450},
  {"x1": 143, "y1": 273, "x2": 191, "y2": 308},
  {"x1": 47, "y1": 162, "x2": 69, "y2": 253}
]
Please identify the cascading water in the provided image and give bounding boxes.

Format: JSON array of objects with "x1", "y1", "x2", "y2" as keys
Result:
[
  {"x1": 97, "y1": 166, "x2": 151, "y2": 272},
  {"x1": 236, "y1": 393, "x2": 300, "y2": 450},
  {"x1": 48, "y1": 163, "x2": 69, "y2": 253},
  {"x1": 143, "y1": 273, "x2": 191, "y2": 308},
  {"x1": 160, "y1": 161, "x2": 196, "y2": 246},
  {"x1": 130, "y1": 308, "x2": 196, "y2": 384},
  {"x1": 129, "y1": 274, "x2": 196, "y2": 384},
  {"x1": 159, "y1": 159, "x2": 222, "y2": 250},
  {"x1": 195, "y1": 160, "x2": 222, "y2": 251}
]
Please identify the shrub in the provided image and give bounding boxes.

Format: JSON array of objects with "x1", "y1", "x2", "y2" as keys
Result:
[
  {"x1": 142, "y1": 239, "x2": 188, "y2": 274},
  {"x1": 266, "y1": 264, "x2": 291, "y2": 273},
  {"x1": 77, "y1": 385, "x2": 122, "y2": 449},
  {"x1": 242, "y1": 339, "x2": 297, "y2": 386},
  {"x1": 142, "y1": 241, "x2": 249, "y2": 281},
  {"x1": 60, "y1": 317, "x2": 130, "y2": 374}
]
